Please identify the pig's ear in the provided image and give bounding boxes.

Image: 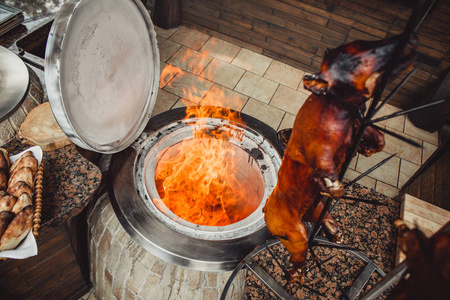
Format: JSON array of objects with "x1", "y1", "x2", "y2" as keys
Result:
[{"x1": 303, "y1": 74, "x2": 329, "y2": 95}]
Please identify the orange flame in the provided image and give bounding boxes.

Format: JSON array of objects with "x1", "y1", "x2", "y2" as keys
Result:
[
  {"x1": 160, "y1": 63, "x2": 181, "y2": 88},
  {"x1": 156, "y1": 60, "x2": 260, "y2": 226}
]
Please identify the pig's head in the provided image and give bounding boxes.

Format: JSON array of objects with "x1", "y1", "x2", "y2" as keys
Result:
[{"x1": 304, "y1": 33, "x2": 418, "y2": 106}]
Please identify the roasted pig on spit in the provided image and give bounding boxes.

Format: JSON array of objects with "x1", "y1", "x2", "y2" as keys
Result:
[{"x1": 263, "y1": 33, "x2": 418, "y2": 281}]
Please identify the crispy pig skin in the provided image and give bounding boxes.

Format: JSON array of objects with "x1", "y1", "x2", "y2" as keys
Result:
[{"x1": 264, "y1": 33, "x2": 418, "y2": 281}]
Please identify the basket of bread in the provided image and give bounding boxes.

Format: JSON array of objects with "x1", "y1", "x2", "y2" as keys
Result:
[{"x1": 0, "y1": 146, "x2": 43, "y2": 259}]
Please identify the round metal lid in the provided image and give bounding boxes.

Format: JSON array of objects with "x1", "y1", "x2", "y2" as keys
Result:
[
  {"x1": 0, "y1": 46, "x2": 30, "y2": 122},
  {"x1": 45, "y1": 0, "x2": 160, "y2": 153}
]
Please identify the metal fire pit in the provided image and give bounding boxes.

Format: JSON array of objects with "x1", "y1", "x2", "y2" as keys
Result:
[{"x1": 108, "y1": 107, "x2": 283, "y2": 272}]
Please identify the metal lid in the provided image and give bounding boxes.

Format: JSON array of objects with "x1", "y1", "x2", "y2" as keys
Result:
[
  {"x1": 0, "y1": 46, "x2": 29, "y2": 122},
  {"x1": 45, "y1": 0, "x2": 160, "y2": 153}
]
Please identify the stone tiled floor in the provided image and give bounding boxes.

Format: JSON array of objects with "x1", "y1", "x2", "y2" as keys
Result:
[
  {"x1": 80, "y1": 24, "x2": 440, "y2": 300},
  {"x1": 154, "y1": 25, "x2": 439, "y2": 199}
]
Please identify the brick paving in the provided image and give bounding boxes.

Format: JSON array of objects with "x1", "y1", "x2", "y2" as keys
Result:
[{"x1": 85, "y1": 193, "x2": 246, "y2": 299}]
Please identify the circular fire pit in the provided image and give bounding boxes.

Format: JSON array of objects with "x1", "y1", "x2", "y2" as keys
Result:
[{"x1": 108, "y1": 107, "x2": 283, "y2": 272}]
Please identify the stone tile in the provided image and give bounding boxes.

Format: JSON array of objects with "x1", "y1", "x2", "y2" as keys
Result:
[
  {"x1": 157, "y1": 286, "x2": 174, "y2": 300},
  {"x1": 157, "y1": 36, "x2": 182, "y2": 62},
  {"x1": 270, "y1": 85, "x2": 309, "y2": 114},
  {"x1": 372, "y1": 103, "x2": 405, "y2": 132},
  {"x1": 98, "y1": 229, "x2": 112, "y2": 257},
  {"x1": 159, "y1": 266, "x2": 186, "y2": 300},
  {"x1": 169, "y1": 283, "x2": 187, "y2": 300},
  {"x1": 375, "y1": 181, "x2": 400, "y2": 198},
  {"x1": 200, "y1": 58, "x2": 245, "y2": 89},
  {"x1": 173, "y1": 266, "x2": 187, "y2": 282},
  {"x1": 201, "y1": 37, "x2": 241, "y2": 63},
  {"x1": 264, "y1": 60, "x2": 305, "y2": 89},
  {"x1": 106, "y1": 240, "x2": 123, "y2": 271},
  {"x1": 152, "y1": 89, "x2": 179, "y2": 116},
  {"x1": 114, "y1": 251, "x2": 133, "y2": 285},
  {"x1": 202, "y1": 288, "x2": 218, "y2": 300},
  {"x1": 348, "y1": 154, "x2": 358, "y2": 170},
  {"x1": 422, "y1": 141, "x2": 438, "y2": 164},
  {"x1": 278, "y1": 113, "x2": 296, "y2": 130},
  {"x1": 151, "y1": 259, "x2": 166, "y2": 276},
  {"x1": 159, "y1": 62, "x2": 182, "y2": 89},
  {"x1": 113, "y1": 282, "x2": 124, "y2": 300},
  {"x1": 140, "y1": 274, "x2": 161, "y2": 298},
  {"x1": 105, "y1": 211, "x2": 121, "y2": 234},
  {"x1": 356, "y1": 151, "x2": 400, "y2": 187},
  {"x1": 205, "y1": 273, "x2": 218, "y2": 288},
  {"x1": 86, "y1": 290, "x2": 97, "y2": 300},
  {"x1": 104, "y1": 268, "x2": 113, "y2": 300},
  {"x1": 242, "y1": 98, "x2": 284, "y2": 130},
  {"x1": 398, "y1": 159, "x2": 420, "y2": 188},
  {"x1": 231, "y1": 48, "x2": 273, "y2": 76},
  {"x1": 172, "y1": 98, "x2": 198, "y2": 109},
  {"x1": 185, "y1": 288, "x2": 202, "y2": 300},
  {"x1": 168, "y1": 46, "x2": 213, "y2": 75},
  {"x1": 187, "y1": 269, "x2": 202, "y2": 289},
  {"x1": 102, "y1": 203, "x2": 115, "y2": 224},
  {"x1": 116, "y1": 226, "x2": 132, "y2": 246},
  {"x1": 124, "y1": 288, "x2": 136, "y2": 300},
  {"x1": 155, "y1": 26, "x2": 179, "y2": 39},
  {"x1": 91, "y1": 249, "x2": 98, "y2": 289},
  {"x1": 138, "y1": 252, "x2": 157, "y2": 270},
  {"x1": 169, "y1": 26, "x2": 210, "y2": 50},
  {"x1": 91, "y1": 214, "x2": 106, "y2": 245},
  {"x1": 126, "y1": 263, "x2": 147, "y2": 294},
  {"x1": 200, "y1": 84, "x2": 248, "y2": 111},
  {"x1": 96, "y1": 258, "x2": 105, "y2": 299},
  {"x1": 234, "y1": 72, "x2": 278, "y2": 104},
  {"x1": 160, "y1": 264, "x2": 176, "y2": 286},
  {"x1": 383, "y1": 128, "x2": 422, "y2": 165},
  {"x1": 163, "y1": 71, "x2": 213, "y2": 104},
  {"x1": 404, "y1": 117, "x2": 439, "y2": 146},
  {"x1": 343, "y1": 168, "x2": 376, "y2": 189}
]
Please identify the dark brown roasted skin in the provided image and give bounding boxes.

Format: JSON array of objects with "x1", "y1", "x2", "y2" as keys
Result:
[
  {"x1": 264, "y1": 33, "x2": 418, "y2": 281},
  {"x1": 388, "y1": 221, "x2": 450, "y2": 300}
]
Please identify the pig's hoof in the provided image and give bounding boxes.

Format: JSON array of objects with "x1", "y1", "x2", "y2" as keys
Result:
[
  {"x1": 324, "y1": 178, "x2": 345, "y2": 198},
  {"x1": 288, "y1": 268, "x2": 305, "y2": 285},
  {"x1": 323, "y1": 219, "x2": 344, "y2": 244}
]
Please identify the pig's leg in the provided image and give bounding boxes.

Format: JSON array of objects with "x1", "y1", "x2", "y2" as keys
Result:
[
  {"x1": 358, "y1": 126, "x2": 385, "y2": 157},
  {"x1": 303, "y1": 198, "x2": 343, "y2": 243},
  {"x1": 264, "y1": 190, "x2": 310, "y2": 283}
]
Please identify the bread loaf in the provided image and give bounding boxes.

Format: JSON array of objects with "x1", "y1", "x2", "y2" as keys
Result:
[
  {"x1": 0, "y1": 206, "x2": 34, "y2": 251},
  {"x1": 0, "y1": 148, "x2": 38, "y2": 251}
]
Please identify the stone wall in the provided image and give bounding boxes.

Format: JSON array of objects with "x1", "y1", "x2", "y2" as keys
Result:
[{"x1": 87, "y1": 193, "x2": 246, "y2": 299}]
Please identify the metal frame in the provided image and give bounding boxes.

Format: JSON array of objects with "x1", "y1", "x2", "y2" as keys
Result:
[{"x1": 221, "y1": 0, "x2": 449, "y2": 299}]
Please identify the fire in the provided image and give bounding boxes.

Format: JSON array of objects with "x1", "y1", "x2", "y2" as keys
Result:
[
  {"x1": 156, "y1": 62, "x2": 260, "y2": 226},
  {"x1": 159, "y1": 63, "x2": 181, "y2": 88}
]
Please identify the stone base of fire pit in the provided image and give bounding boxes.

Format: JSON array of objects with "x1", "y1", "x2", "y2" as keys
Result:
[{"x1": 87, "y1": 193, "x2": 247, "y2": 299}]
